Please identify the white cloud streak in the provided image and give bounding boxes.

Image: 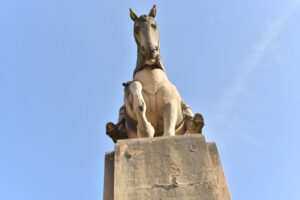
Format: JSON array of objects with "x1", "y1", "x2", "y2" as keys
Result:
[{"x1": 211, "y1": 1, "x2": 300, "y2": 146}]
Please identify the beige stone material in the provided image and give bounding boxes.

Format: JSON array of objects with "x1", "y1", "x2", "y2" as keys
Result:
[
  {"x1": 105, "y1": 5, "x2": 204, "y2": 143},
  {"x1": 103, "y1": 135, "x2": 231, "y2": 200},
  {"x1": 207, "y1": 143, "x2": 231, "y2": 200},
  {"x1": 103, "y1": 152, "x2": 114, "y2": 200},
  {"x1": 126, "y1": 5, "x2": 195, "y2": 138}
]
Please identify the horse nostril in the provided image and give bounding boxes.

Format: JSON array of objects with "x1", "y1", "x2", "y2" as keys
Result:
[
  {"x1": 142, "y1": 46, "x2": 145, "y2": 52},
  {"x1": 151, "y1": 47, "x2": 157, "y2": 53}
]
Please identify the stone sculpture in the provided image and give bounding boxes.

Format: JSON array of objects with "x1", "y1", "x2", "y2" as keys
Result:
[{"x1": 106, "y1": 5, "x2": 204, "y2": 143}]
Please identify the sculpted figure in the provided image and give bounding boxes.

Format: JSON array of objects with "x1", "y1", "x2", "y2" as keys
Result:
[{"x1": 106, "y1": 5, "x2": 204, "y2": 142}]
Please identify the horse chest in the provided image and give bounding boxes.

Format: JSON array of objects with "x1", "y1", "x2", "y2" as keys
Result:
[
  {"x1": 133, "y1": 68, "x2": 168, "y2": 95},
  {"x1": 133, "y1": 68, "x2": 168, "y2": 132}
]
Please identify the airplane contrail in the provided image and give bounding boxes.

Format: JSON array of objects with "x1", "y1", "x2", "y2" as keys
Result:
[{"x1": 210, "y1": 1, "x2": 300, "y2": 146}]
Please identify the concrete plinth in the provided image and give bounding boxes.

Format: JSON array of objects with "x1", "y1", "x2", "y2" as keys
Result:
[{"x1": 103, "y1": 135, "x2": 231, "y2": 200}]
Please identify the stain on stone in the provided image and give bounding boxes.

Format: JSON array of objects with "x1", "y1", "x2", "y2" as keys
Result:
[
  {"x1": 188, "y1": 144, "x2": 196, "y2": 152},
  {"x1": 169, "y1": 164, "x2": 181, "y2": 186},
  {"x1": 124, "y1": 151, "x2": 132, "y2": 159}
]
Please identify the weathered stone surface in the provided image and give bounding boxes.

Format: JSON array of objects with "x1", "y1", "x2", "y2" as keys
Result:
[
  {"x1": 106, "y1": 5, "x2": 204, "y2": 143},
  {"x1": 103, "y1": 152, "x2": 114, "y2": 200},
  {"x1": 113, "y1": 135, "x2": 221, "y2": 200},
  {"x1": 103, "y1": 135, "x2": 231, "y2": 200},
  {"x1": 207, "y1": 143, "x2": 231, "y2": 200}
]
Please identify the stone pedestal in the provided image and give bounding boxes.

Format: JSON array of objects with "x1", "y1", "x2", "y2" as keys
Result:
[{"x1": 103, "y1": 135, "x2": 231, "y2": 200}]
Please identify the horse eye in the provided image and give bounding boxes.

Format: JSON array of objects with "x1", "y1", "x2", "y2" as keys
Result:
[
  {"x1": 134, "y1": 26, "x2": 140, "y2": 34},
  {"x1": 151, "y1": 24, "x2": 157, "y2": 29}
]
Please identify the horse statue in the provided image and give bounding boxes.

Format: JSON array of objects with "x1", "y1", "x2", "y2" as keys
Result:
[{"x1": 106, "y1": 5, "x2": 204, "y2": 143}]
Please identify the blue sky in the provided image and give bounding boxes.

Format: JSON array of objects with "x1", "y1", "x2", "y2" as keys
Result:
[{"x1": 0, "y1": 0, "x2": 299, "y2": 199}]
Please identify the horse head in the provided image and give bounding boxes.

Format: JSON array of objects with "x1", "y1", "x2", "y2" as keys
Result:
[{"x1": 130, "y1": 5, "x2": 160, "y2": 66}]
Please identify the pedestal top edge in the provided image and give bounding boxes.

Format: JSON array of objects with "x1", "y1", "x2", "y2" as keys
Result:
[{"x1": 116, "y1": 134, "x2": 205, "y2": 145}]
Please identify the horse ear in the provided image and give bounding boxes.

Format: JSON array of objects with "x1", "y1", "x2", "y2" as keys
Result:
[
  {"x1": 129, "y1": 8, "x2": 138, "y2": 21},
  {"x1": 149, "y1": 5, "x2": 157, "y2": 18}
]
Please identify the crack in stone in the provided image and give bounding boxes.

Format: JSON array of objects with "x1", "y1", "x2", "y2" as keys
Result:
[
  {"x1": 129, "y1": 179, "x2": 216, "y2": 191},
  {"x1": 152, "y1": 183, "x2": 179, "y2": 190}
]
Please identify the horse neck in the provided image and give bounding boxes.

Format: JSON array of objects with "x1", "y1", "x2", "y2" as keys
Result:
[
  {"x1": 133, "y1": 49, "x2": 166, "y2": 77},
  {"x1": 135, "y1": 50, "x2": 144, "y2": 71}
]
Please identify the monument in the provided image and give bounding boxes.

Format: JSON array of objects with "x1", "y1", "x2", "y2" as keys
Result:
[{"x1": 104, "y1": 5, "x2": 231, "y2": 200}]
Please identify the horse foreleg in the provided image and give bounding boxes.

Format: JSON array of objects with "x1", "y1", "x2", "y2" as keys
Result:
[
  {"x1": 129, "y1": 81, "x2": 155, "y2": 138},
  {"x1": 163, "y1": 100, "x2": 177, "y2": 136}
]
